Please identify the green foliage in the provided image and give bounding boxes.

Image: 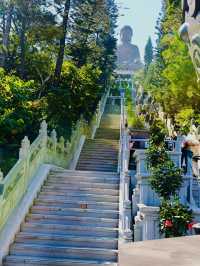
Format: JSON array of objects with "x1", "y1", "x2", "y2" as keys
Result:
[
  {"x1": 135, "y1": 0, "x2": 200, "y2": 133},
  {"x1": 150, "y1": 160, "x2": 183, "y2": 199},
  {"x1": 144, "y1": 37, "x2": 153, "y2": 70},
  {"x1": 0, "y1": 0, "x2": 118, "y2": 174},
  {"x1": 145, "y1": 110, "x2": 191, "y2": 239},
  {"x1": 146, "y1": 119, "x2": 183, "y2": 200},
  {"x1": 125, "y1": 86, "x2": 145, "y2": 129},
  {"x1": 160, "y1": 198, "x2": 193, "y2": 238},
  {"x1": 0, "y1": 68, "x2": 42, "y2": 143},
  {"x1": 48, "y1": 61, "x2": 102, "y2": 137},
  {"x1": 149, "y1": 118, "x2": 167, "y2": 145},
  {"x1": 0, "y1": 68, "x2": 45, "y2": 173},
  {"x1": 146, "y1": 144, "x2": 169, "y2": 169}
]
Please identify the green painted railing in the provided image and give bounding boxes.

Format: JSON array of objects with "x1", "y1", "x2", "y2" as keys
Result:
[{"x1": 0, "y1": 90, "x2": 109, "y2": 232}]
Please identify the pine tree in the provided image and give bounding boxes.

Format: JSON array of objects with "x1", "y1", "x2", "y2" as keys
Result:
[{"x1": 144, "y1": 37, "x2": 153, "y2": 70}]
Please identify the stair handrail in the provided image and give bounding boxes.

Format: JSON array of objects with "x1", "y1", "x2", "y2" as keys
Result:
[
  {"x1": 0, "y1": 90, "x2": 110, "y2": 233},
  {"x1": 118, "y1": 95, "x2": 133, "y2": 242}
]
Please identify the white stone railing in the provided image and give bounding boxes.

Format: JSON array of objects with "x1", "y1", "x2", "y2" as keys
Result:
[
  {"x1": 132, "y1": 140, "x2": 192, "y2": 242},
  {"x1": 0, "y1": 90, "x2": 109, "y2": 233},
  {"x1": 118, "y1": 96, "x2": 133, "y2": 242}
]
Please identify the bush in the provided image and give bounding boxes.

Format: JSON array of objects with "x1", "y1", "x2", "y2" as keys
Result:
[
  {"x1": 160, "y1": 199, "x2": 193, "y2": 238},
  {"x1": 146, "y1": 143, "x2": 169, "y2": 168},
  {"x1": 150, "y1": 159, "x2": 183, "y2": 200},
  {"x1": 146, "y1": 118, "x2": 183, "y2": 200}
]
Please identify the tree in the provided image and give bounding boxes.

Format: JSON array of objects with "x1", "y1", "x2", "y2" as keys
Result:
[
  {"x1": 134, "y1": 0, "x2": 200, "y2": 133},
  {"x1": 144, "y1": 37, "x2": 153, "y2": 70},
  {"x1": 54, "y1": 0, "x2": 71, "y2": 84},
  {"x1": 0, "y1": 1, "x2": 14, "y2": 68}
]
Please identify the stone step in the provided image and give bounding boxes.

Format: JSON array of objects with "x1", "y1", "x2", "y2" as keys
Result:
[
  {"x1": 35, "y1": 195, "x2": 118, "y2": 210},
  {"x1": 26, "y1": 213, "x2": 119, "y2": 228},
  {"x1": 22, "y1": 222, "x2": 119, "y2": 238},
  {"x1": 83, "y1": 142, "x2": 118, "y2": 147},
  {"x1": 9, "y1": 243, "x2": 118, "y2": 262},
  {"x1": 82, "y1": 143, "x2": 118, "y2": 147},
  {"x1": 79, "y1": 148, "x2": 118, "y2": 156},
  {"x1": 78, "y1": 155, "x2": 118, "y2": 161},
  {"x1": 82, "y1": 146, "x2": 118, "y2": 151},
  {"x1": 50, "y1": 169, "x2": 118, "y2": 176},
  {"x1": 44, "y1": 180, "x2": 119, "y2": 190},
  {"x1": 95, "y1": 129, "x2": 119, "y2": 133},
  {"x1": 76, "y1": 166, "x2": 117, "y2": 172},
  {"x1": 30, "y1": 206, "x2": 119, "y2": 219},
  {"x1": 85, "y1": 138, "x2": 119, "y2": 144},
  {"x1": 95, "y1": 134, "x2": 119, "y2": 139},
  {"x1": 4, "y1": 256, "x2": 118, "y2": 266},
  {"x1": 76, "y1": 164, "x2": 118, "y2": 170},
  {"x1": 34, "y1": 202, "x2": 119, "y2": 211},
  {"x1": 86, "y1": 138, "x2": 119, "y2": 142},
  {"x1": 15, "y1": 232, "x2": 118, "y2": 249},
  {"x1": 83, "y1": 141, "x2": 118, "y2": 146},
  {"x1": 80, "y1": 145, "x2": 118, "y2": 150},
  {"x1": 35, "y1": 191, "x2": 118, "y2": 204},
  {"x1": 76, "y1": 159, "x2": 118, "y2": 164},
  {"x1": 77, "y1": 155, "x2": 118, "y2": 160},
  {"x1": 41, "y1": 186, "x2": 119, "y2": 197},
  {"x1": 48, "y1": 174, "x2": 119, "y2": 183}
]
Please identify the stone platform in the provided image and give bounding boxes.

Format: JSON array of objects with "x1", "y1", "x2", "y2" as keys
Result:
[{"x1": 119, "y1": 236, "x2": 200, "y2": 266}]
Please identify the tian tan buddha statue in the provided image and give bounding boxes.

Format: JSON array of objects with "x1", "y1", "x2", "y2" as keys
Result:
[{"x1": 117, "y1": 26, "x2": 143, "y2": 72}]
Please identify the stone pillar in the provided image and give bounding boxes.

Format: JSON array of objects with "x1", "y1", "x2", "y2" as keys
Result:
[
  {"x1": 179, "y1": 175, "x2": 190, "y2": 205},
  {"x1": 132, "y1": 186, "x2": 140, "y2": 216},
  {"x1": 19, "y1": 136, "x2": 30, "y2": 192},
  {"x1": 51, "y1": 129, "x2": 57, "y2": 152},
  {"x1": 137, "y1": 175, "x2": 160, "y2": 207},
  {"x1": 0, "y1": 170, "x2": 3, "y2": 182},
  {"x1": 19, "y1": 136, "x2": 30, "y2": 159},
  {"x1": 123, "y1": 173, "x2": 131, "y2": 208},
  {"x1": 169, "y1": 151, "x2": 182, "y2": 168},
  {"x1": 176, "y1": 135, "x2": 184, "y2": 153},
  {"x1": 139, "y1": 204, "x2": 160, "y2": 241},
  {"x1": 134, "y1": 150, "x2": 149, "y2": 176},
  {"x1": 134, "y1": 212, "x2": 143, "y2": 242}
]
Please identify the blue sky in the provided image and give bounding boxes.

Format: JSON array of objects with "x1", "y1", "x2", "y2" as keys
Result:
[{"x1": 117, "y1": 0, "x2": 162, "y2": 61}]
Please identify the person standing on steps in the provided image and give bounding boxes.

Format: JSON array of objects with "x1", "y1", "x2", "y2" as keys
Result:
[
  {"x1": 128, "y1": 131, "x2": 136, "y2": 169},
  {"x1": 181, "y1": 141, "x2": 193, "y2": 175}
]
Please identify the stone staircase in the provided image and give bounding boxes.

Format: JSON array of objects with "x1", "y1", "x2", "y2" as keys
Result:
[
  {"x1": 76, "y1": 114, "x2": 120, "y2": 172},
  {"x1": 3, "y1": 108, "x2": 120, "y2": 266}
]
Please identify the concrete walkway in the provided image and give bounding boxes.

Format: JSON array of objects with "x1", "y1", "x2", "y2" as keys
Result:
[{"x1": 119, "y1": 236, "x2": 200, "y2": 266}]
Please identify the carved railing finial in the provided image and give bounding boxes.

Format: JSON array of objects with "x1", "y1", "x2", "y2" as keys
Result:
[
  {"x1": 59, "y1": 136, "x2": 65, "y2": 152},
  {"x1": 0, "y1": 169, "x2": 3, "y2": 181},
  {"x1": 19, "y1": 136, "x2": 30, "y2": 159},
  {"x1": 51, "y1": 129, "x2": 57, "y2": 143},
  {"x1": 39, "y1": 120, "x2": 47, "y2": 136}
]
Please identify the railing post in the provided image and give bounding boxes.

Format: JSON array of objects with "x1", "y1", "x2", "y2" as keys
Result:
[
  {"x1": 39, "y1": 121, "x2": 48, "y2": 162},
  {"x1": 51, "y1": 129, "x2": 57, "y2": 152},
  {"x1": 19, "y1": 136, "x2": 30, "y2": 191},
  {"x1": 0, "y1": 170, "x2": 3, "y2": 182},
  {"x1": 119, "y1": 93, "x2": 133, "y2": 242}
]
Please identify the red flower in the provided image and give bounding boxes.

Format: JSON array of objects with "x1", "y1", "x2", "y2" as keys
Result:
[
  {"x1": 164, "y1": 219, "x2": 173, "y2": 228},
  {"x1": 187, "y1": 221, "x2": 196, "y2": 230}
]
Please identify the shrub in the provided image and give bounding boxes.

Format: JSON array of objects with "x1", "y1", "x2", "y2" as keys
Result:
[
  {"x1": 150, "y1": 160, "x2": 183, "y2": 200},
  {"x1": 160, "y1": 198, "x2": 193, "y2": 238}
]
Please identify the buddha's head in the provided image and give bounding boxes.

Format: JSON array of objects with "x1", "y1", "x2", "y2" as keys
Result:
[{"x1": 120, "y1": 26, "x2": 133, "y2": 44}]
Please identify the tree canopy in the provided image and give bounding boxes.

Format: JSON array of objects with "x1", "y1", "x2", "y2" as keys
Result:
[{"x1": 0, "y1": 0, "x2": 118, "y2": 173}]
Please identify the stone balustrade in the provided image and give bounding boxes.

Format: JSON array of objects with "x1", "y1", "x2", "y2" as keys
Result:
[
  {"x1": 0, "y1": 91, "x2": 109, "y2": 234},
  {"x1": 119, "y1": 97, "x2": 133, "y2": 242},
  {"x1": 134, "y1": 204, "x2": 160, "y2": 242},
  {"x1": 132, "y1": 140, "x2": 190, "y2": 241}
]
